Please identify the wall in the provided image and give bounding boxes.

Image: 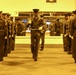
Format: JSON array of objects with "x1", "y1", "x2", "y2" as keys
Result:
[
  {"x1": 75, "y1": 0, "x2": 76, "y2": 9},
  {"x1": 0, "y1": 0, "x2": 75, "y2": 16}
]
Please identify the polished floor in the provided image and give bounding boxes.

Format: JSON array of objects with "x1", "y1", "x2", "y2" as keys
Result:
[
  {"x1": 0, "y1": 46, "x2": 75, "y2": 75},
  {"x1": 0, "y1": 33, "x2": 76, "y2": 75}
]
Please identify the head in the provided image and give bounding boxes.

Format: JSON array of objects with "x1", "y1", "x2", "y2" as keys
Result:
[
  {"x1": 64, "y1": 13, "x2": 71, "y2": 20},
  {"x1": 71, "y1": 10, "x2": 76, "y2": 20},
  {"x1": 0, "y1": 11, "x2": 2, "y2": 18},
  {"x1": 33, "y1": 9, "x2": 39, "y2": 17},
  {"x1": 16, "y1": 18, "x2": 22, "y2": 24},
  {"x1": 7, "y1": 13, "x2": 11, "y2": 19},
  {"x1": 2, "y1": 13, "x2": 8, "y2": 19}
]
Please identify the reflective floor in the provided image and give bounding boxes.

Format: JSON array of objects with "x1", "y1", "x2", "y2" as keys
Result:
[
  {"x1": 0, "y1": 46, "x2": 75, "y2": 75},
  {"x1": 0, "y1": 33, "x2": 75, "y2": 75}
]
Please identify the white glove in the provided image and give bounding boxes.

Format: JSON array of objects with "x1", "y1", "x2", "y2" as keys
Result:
[
  {"x1": 41, "y1": 30, "x2": 44, "y2": 33},
  {"x1": 69, "y1": 35, "x2": 71, "y2": 38},
  {"x1": 71, "y1": 36, "x2": 74, "y2": 39},
  {"x1": 5, "y1": 37, "x2": 7, "y2": 39},
  {"x1": 12, "y1": 35, "x2": 14, "y2": 37},
  {"x1": 9, "y1": 35, "x2": 11, "y2": 38},
  {"x1": 39, "y1": 26, "x2": 43, "y2": 30},
  {"x1": 64, "y1": 34, "x2": 67, "y2": 37},
  {"x1": 54, "y1": 32, "x2": 56, "y2": 34}
]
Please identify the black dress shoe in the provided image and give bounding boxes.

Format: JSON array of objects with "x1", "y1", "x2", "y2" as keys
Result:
[
  {"x1": 75, "y1": 60, "x2": 76, "y2": 63},
  {"x1": 4, "y1": 54, "x2": 8, "y2": 57},
  {"x1": 68, "y1": 51, "x2": 72, "y2": 54},
  {"x1": 74, "y1": 58, "x2": 76, "y2": 63},
  {"x1": 34, "y1": 59, "x2": 37, "y2": 61},
  {"x1": 0, "y1": 59, "x2": 3, "y2": 61},
  {"x1": 40, "y1": 48, "x2": 43, "y2": 51},
  {"x1": 34, "y1": 57, "x2": 37, "y2": 61}
]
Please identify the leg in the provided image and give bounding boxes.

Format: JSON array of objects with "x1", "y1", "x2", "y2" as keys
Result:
[
  {"x1": 0, "y1": 36, "x2": 4, "y2": 61},
  {"x1": 68, "y1": 36, "x2": 72, "y2": 54},
  {"x1": 34, "y1": 34, "x2": 40, "y2": 61},
  {"x1": 72, "y1": 37, "x2": 76, "y2": 63},
  {"x1": 63, "y1": 35, "x2": 68, "y2": 52},
  {"x1": 4, "y1": 39, "x2": 8, "y2": 57},
  {"x1": 40, "y1": 33, "x2": 45, "y2": 51}
]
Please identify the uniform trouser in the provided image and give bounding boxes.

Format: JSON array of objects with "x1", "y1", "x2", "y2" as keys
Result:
[
  {"x1": 0, "y1": 36, "x2": 4, "y2": 60},
  {"x1": 11, "y1": 36, "x2": 15, "y2": 50},
  {"x1": 72, "y1": 36, "x2": 76, "y2": 58},
  {"x1": 40, "y1": 32, "x2": 45, "y2": 49},
  {"x1": 31, "y1": 32, "x2": 40, "y2": 59},
  {"x1": 13, "y1": 34, "x2": 16, "y2": 49},
  {"x1": 63, "y1": 35, "x2": 71, "y2": 52},
  {"x1": 50, "y1": 31, "x2": 54, "y2": 36},
  {"x1": 4, "y1": 39, "x2": 9, "y2": 56},
  {"x1": 63, "y1": 35, "x2": 66, "y2": 51},
  {"x1": 8, "y1": 37, "x2": 12, "y2": 53},
  {"x1": 68, "y1": 36, "x2": 71, "y2": 52},
  {"x1": 17, "y1": 32, "x2": 22, "y2": 36},
  {"x1": 55, "y1": 31, "x2": 60, "y2": 36}
]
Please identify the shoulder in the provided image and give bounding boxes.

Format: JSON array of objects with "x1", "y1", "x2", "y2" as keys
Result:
[
  {"x1": 0, "y1": 18, "x2": 5, "y2": 22},
  {"x1": 73, "y1": 19, "x2": 76, "y2": 22}
]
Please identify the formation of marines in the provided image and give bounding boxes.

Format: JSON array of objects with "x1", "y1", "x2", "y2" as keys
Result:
[
  {"x1": 62, "y1": 10, "x2": 76, "y2": 63},
  {"x1": 0, "y1": 11, "x2": 16, "y2": 61},
  {"x1": 1, "y1": 9, "x2": 76, "y2": 63}
]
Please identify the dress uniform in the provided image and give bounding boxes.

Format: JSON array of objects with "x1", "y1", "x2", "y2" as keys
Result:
[
  {"x1": 16, "y1": 18, "x2": 24, "y2": 36},
  {"x1": 31, "y1": 9, "x2": 43, "y2": 61},
  {"x1": 11, "y1": 22, "x2": 16, "y2": 50},
  {"x1": 10, "y1": 18, "x2": 15, "y2": 50},
  {"x1": 40, "y1": 15, "x2": 47, "y2": 51},
  {"x1": 49, "y1": 20, "x2": 55, "y2": 36},
  {"x1": 63, "y1": 13, "x2": 71, "y2": 54},
  {"x1": 70, "y1": 10, "x2": 76, "y2": 63},
  {"x1": 7, "y1": 14, "x2": 15, "y2": 51},
  {"x1": 2, "y1": 13, "x2": 9, "y2": 56},
  {"x1": 55, "y1": 19, "x2": 61, "y2": 36},
  {"x1": 0, "y1": 11, "x2": 5, "y2": 61},
  {"x1": 7, "y1": 14, "x2": 12, "y2": 52}
]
